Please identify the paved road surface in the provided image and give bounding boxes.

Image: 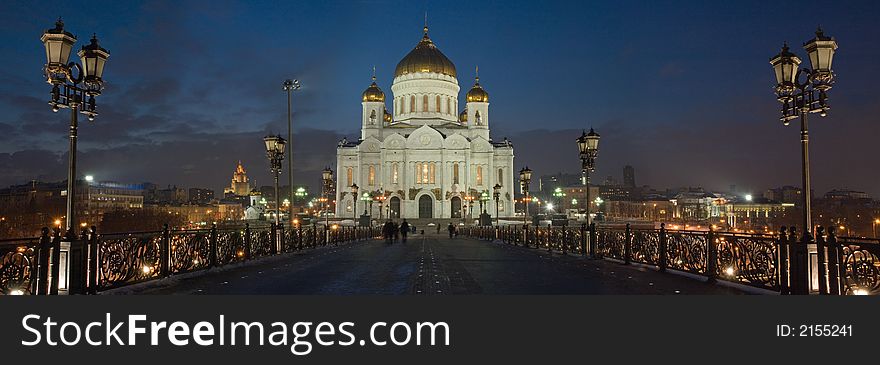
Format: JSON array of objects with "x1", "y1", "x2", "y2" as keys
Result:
[{"x1": 127, "y1": 233, "x2": 745, "y2": 295}]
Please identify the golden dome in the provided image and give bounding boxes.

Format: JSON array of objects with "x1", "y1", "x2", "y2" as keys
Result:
[
  {"x1": 458, "y1": 108, "x2": 467, "y2": 123},
  {"x1": 384, "y1": 110, "x2": 392, "y2": 123},
  {"x1": 466, "y1": 76, "x2": 489, "y2": 102},
  {"x1": 394, "y1": 27, "x2": 456, "y2": 78},
  {"x1": 362, "y1": 76, "x2": 385, "y2": 102}
]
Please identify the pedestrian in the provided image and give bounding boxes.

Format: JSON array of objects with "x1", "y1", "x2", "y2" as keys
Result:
[
  {"x1": 383, "y1": 220, "x2": 393, "y2": 244},
  {"x1": 400, "y1": 219, "x2": 410, "y2": 243},
  {"x1": 448, "y1": 222, "x2": 455, "y2": 239},
  {"x1": 393, "y1": 221, "x2": 400, "y2": 243},
  {"x1": 436, "y1": 224, "x2": 441, "y2": 234}
]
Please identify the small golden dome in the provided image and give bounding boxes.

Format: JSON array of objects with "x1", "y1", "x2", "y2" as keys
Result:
[
  {"x1": 384, "y1": 110, "x2": 392, "y2": 123},
  {"x1": 458, "y1": 108, "x2": 468, "y2": 123},
  {"x1": 466, "y1": 76, "x2": 489, "y2": 103},
  {"x1": 362, "y1": 76, "x2": 385, "y2": 103},
  {"x1": 394, "y1": 27, "x2": 457, "y2": 78}
]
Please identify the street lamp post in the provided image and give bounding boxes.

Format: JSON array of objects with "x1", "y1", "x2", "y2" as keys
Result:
[
  {"x1": 769, "y1": 28, "x2": 838, "y2": 239},
  {"x1": 322, "y1": 167, "x2": 333, "y2": 227},
  {"x1": 263, "y1": 135, "x2": 286, "y2": 252},
  {"x1": 520, "y1": 167, "x2": 532, "y2": 226},
  {"x1": 350, "y1": 184, "x2": 359, "y2": 224},
  {"x1": 493, "y1": 184, "x2": 502, "y2": 226},
  {"x1": 40, "y1": 19, "x2": 110, "y2": 238},
  {"x1": 480, "y1": 191, "x2": 490, "y2": 226},
  {"x1": 283, "y1": 79, "x2": 301, "y2": 227},
  {"x1": 577, "y1": 128, "x2": 600, "y2": 226}
]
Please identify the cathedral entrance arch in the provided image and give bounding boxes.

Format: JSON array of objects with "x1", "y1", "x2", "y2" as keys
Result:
[
  {"x1": 451, "y1": 197, "x2": 462, "y2": 218},
  {"x1": 418, "y1": 195, "x2": 433, "y2": 218},
  {"x1": 390, "y1": 197, "x2": 401, "y2": 219}
]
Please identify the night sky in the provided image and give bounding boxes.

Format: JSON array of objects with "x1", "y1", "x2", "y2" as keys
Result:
[{"x1": 1, "y1": 0, "x2": 878, "y2": 197}]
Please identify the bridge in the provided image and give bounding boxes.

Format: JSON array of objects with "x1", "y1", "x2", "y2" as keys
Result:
[{"x1": 1, "y1": 223, "x2": 876, "y2": 295}]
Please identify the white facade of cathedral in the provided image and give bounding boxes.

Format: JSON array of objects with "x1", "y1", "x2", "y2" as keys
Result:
[{"x1": 335, "y1": 26, "x2": 514, "y2": 220}]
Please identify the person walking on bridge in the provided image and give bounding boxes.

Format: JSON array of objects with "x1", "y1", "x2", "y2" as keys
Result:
[
  {"x1": 400, "y1": 219, "x2": 410, "y2": 243},
  {"x1": 448, "y1": 222, "x2": 456, "y2": 239}
]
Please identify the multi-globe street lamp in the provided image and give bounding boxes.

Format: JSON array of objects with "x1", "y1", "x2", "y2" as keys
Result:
[
  {"x1": 769, "y1": 28, "x2": 838, "y2": 239},
  {"x1": 283, "y1": 79, "x2": 301, "y2": 227},
  {"x1": 464, "y1": 194, "x2": 475, "y2": 221},
  {"x1": 263, "y1": 135, "x2": 286, "y2": 252},
  {"x1": 576, "y1": 128, "x2": 600, "y2": 225},
  {"x1": 552, "y1": 188, "x2": 565, "y2": 214},
  {"x1": 519, "y1": 167, "x2": 532, "y2": 226},
  {"x1": 361, "y1": 192, "x2": 372, "y2": 216},
  {"x1": 350, "y1": 184, "x2": 359, "y2": 224},
  {"x1": 493, "y1": 184, "x2": 502, "y2": 226},
  {"x1": 40, "y1": 19, "x2": 110, "y2": 238}
]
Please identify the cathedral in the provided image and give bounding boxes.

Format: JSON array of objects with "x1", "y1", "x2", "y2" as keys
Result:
[{"x1": 335, "y1": 26, "x2": 515, "y2": 220}]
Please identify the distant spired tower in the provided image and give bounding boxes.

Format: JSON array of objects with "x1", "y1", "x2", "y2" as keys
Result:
[{"x1": 224, "y1": 161, "x2": 251, "y2": 196}]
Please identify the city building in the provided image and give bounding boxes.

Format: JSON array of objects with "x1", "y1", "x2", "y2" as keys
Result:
[
  {"x1": 335, "y1": 25, "x2": 515, "y2": 219},
  {"x1": 188, "y1": 187, "x2": 215, "y2": 204},
  {"x1": 623, "y1": 165, "x2": 636, "y2": 188},
  {"x1": 223, "y1": 161, "x2": 251, "y2": 197}
]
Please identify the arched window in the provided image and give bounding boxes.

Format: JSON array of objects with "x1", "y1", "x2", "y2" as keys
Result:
[
  {"x1": 453, "y1": 163, "x2": 460, "y2": 184},
  {"x1": 368, "y1": 166, "x2": 376, "y2": 186},
  {"x1": 369, "y1": 110, "x2": 376, "y2": 125},
  {"x1": 346, "y1": 167, "x2": 353, "y2": 186},
  {"x1": 436, "y1": 95, "x2": 441, "y2": 112},
  {"x1": 410, "y1": 96, "x2": 415, "y2": 113},
  {"x1": 423, "y1": 95, "x2": 429, "y2": 112},
  {"x1": 416, "y1": 163, "x2": 422, "y2": 184},
  {"x1": 475, "y1": 110, "x2": 482, "y2": 125},
  {"x1": 498, "y1": 168, "x2": 503, "y2": 186},
  {"x1": 429, "y1": 163, "x2": 436, "y2": 184},
  {"x1": 392, "y1": 163, "x2": 399, "y2": 184},
  {"x1": 476, "y1": 166, "x2": 483, "y2": 186}
]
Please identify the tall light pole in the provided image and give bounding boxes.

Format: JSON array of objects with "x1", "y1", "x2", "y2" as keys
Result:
[
  {"x1": 577, "y1": 128, "x2": 600, "y2": 226},
  {"x1": 40, "y1": 19, "x2": 110, "y2": 238},
  {"x1": 519, "y1": 167, "x2": 532, "y2": 226},
  {"x1": 493, "y1": 183, "x2": 502, "y2": 226},
  {"x1": 322, "y1": 167, "x2": 333, "y2": 228},
  {"x1": 283, "y1": 79, "x2": 300, "y2": 227},
  {"x1": 263, "y1": 135, "x2": 286, "y2": 251},
  {"x1": 769, "y1": 28, "x2": 838, "y2": 239},
  {"x1": 350, "y1": 184, "x2": 359, "y2": 224}
]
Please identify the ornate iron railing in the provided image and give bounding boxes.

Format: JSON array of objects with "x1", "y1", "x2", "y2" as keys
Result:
[
  {"x1": 5, "y1": 223, "x2": 378, "y2": 295},
  {"x1": 0, "y1": 236, "x2": 41, "y2": 295},
  {"x1": 835, "y1": 236, "x2": 880, "y2": 295}
]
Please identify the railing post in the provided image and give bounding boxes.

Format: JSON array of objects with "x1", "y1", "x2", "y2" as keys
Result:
[
  {"x1": 815, "y1": 226, "x2": 828, "y2": 295},
  {"x1": 244, "y1": 223, "x2": 252, "y2": 259},
  {"x1": 624, "y1": 223, "x2": 632, "y2": 265},
  {"x1": 87, "y1": 226, "x2": 98, "y2": 294},
  {"x1": 580, "y1": 224, "x2": 587, "y2": 257},
  {"x1": 161, "y1": 223, "x2": 171, "y2": 277},
  {"x1": 525, "y1": 225, "x2": 531, "y2": 249},
  {"x1": 270, "y1": 223, "x2": 278, "y2": 255},
  {"x1": 34, "y1": 227, "x2": 51, "y2": 295},
  {"x1": 658, "y1": 223, "x2": 667, "y2": 272},
  {"x1": 789, "y1": 226, "x2": 809, "y2": 295},
  {"x1": 825, "y1": 227, "x2": 841, "y2": 295},
  {"x1": 590, "y1": 223, "x2": 598, "y2": 259},
  {"x1": 547, "y1": 225, "x2": 552, "y2": 252},
  {"x1": 210, "y1": 224, "x2": 218, "y2": 267},
  {"x1": 49, "y1": 227, "x2": 61, "y2": 295},
  {"x1": 706, "y1": 227, "x2": 717, "y2": 283},
  {"x1": 778, "y1": 226, "x2": 790, "y2": 295}
]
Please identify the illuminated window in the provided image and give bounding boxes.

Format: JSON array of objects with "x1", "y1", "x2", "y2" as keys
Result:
[
  {"x1": 423, "y1": 95, "x2": 429, "y2": 112},
  {"x1": 392, "y1": 163, "x2": 399, "y2": 184},
  {"x1": 430, "y1": 163, "x2": 436, "y2": 184},
  {"x1": 453, "y1": 163, "x2": 460, "y2": 184},
  {"x1": 476, "y1": 166, "x2": 483, "y2": 186},
  {"x1": 416, "y1": 163, "x2": 422, "y2": 184},
  {"x1": 368, "y1": 166, "x2": 375, "y2": 185},
  {"x1": 410, "y1": 96, "x2": 415, "y2": 113},
  {"x1": 436, "y1": 95, "x2": 441, "y2": 112},
  {"x1": 346, "y1": 167, "x2": 353, "y2": 186}
]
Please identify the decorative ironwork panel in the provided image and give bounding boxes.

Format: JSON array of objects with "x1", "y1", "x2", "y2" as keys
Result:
[
  {"x1": 169, "y1": 231, "x2": 212, "y2": 274},
  {"x1": 249, "y1": 229, "x2": 273, "y2": 258},
  {"x1": 597, "y1": 230, "x2": 627, "y2": 260},
  {"x1": 839, "y1": 238, "x2": 880, "y2": 295},
  {"x1": 631, "y1": 230, "x2": 660, "y2": 265},
  {"x1": 0, "y1": 238, "x2": 39, "y2": 295},
  {"x1": 665, "y1": 231, "x2": 707, "y2": 274},
  {"x1": 216, "y1": 230, "x2": 245, "y2": 265},
  {"x1": 98, "y1": 232, "x2": 162, "y2": 289},
  {"x1": 714, "y1": 233, "x2": 778, "y2": 290}
]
